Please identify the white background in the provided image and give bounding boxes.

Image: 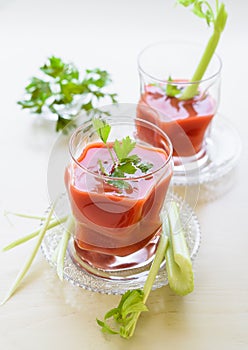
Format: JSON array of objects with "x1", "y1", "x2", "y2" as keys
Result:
[{"x1": 0, "y1": 1, "x2": 247, "y2": 349}]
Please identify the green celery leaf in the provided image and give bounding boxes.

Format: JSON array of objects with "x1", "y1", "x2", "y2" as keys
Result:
[
  {"x1": 193, "y1": 1, "x2": 214, "y2": 25},
  {"x1": 96, "y1": 319, "x2": 119, "y2": 335},
  {"x1": 166, "y1": 76, "x2": 182, "y2": 97},
  {"x1": 176, "y1": 0, "x2": 196, "y2": 7}
]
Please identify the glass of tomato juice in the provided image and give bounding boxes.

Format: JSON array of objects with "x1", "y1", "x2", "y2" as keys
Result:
[
  {"x1": 137, "y1": 41, "x2": 222, "y2": 169},
  {"x1": 65, "y1": 116, "x2": 173, "y2": 274}
]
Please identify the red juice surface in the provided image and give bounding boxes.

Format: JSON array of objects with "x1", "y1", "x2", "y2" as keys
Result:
[
  {"x1": 66, "y1": 142, "x2": 171, "y2": 258},
  {"x1": 137, "y1": 84, "x2": 216, "y2": 157}
]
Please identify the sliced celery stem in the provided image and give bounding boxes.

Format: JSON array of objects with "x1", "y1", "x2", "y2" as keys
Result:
[
  {"x1": 56, "y1": 216, "x2": 74, "y2": 281},
  {"x1": 2, "y1": 216, "x2": 68, "y2": 252},
  {"x1": 180, "y1": 3, "x2": 227, "y2": 100},
  {"x1": 168, "y1": 202, "x2": 190, "y2": 259},
  {"x1": 1, "y1": 204, "x2": 56, "y2": 305},
  {"x1": 165, "y1": 202, "x2": 194, "y2": 296},
  {"x1": 128, "y1": 224, "x2": 169, "y2": 338},
  {"x1": 143, "y1": 231, "x2": 168, "y2": 302},
  {"x1": 4, "y1": 211, "x2": 46, "y2": 220}
]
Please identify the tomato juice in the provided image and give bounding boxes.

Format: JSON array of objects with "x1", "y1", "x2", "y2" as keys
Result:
[
  {"x1": 65, "y1": 141, "x2": 172, "y2": 269},
  {"x1": 137, "y1": 84, "x2": 216, "y2": 158}
]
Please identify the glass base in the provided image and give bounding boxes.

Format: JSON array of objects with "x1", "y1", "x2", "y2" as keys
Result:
[
  {"x1": 69, "y1": 233, "x2": 160, "y2": 274},
  {"x1": 173, "y1": 146, "x2": 208, "y2": 172},
  {"x1": 171, "y1": 116, "x2": 241, "y2": 204},
  {"x1": 173, "y1": 116, "x2": 241, "y2": 186},
  {"x1": 41, "y1": 192, "x2": 201, "y2": 294}
]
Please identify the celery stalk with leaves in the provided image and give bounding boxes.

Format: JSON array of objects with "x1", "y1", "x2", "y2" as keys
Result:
[
  {"x1": 176, "y1": 0, "x2": 227, "y2": 100},
  {"x1": 97, "y1": 202, "x2": 194, "y2": 339}
]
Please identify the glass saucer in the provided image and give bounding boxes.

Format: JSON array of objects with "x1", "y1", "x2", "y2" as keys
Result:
[
  {"x1": 41, "y1": 192, "x2": 201, "y2": 295},
  {"x1": 172, "y1": 116, "x2": 242, "y2": 202}
]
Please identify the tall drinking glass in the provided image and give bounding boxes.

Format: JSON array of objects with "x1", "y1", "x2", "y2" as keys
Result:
[
  {"x1": 137, "y1": 41, "x2": 222, "y2": 168},
  {"x1": 65, "y1": 116, "x2": 173, "y2": 275}
]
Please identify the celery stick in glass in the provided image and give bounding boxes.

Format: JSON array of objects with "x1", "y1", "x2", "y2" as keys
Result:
[{"x1": 177, "y1": 0, "x2": 228, "y2": 100}]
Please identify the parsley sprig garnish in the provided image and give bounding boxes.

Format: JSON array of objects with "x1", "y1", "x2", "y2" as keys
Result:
[
  {"x1": 92, "y1": 118, "x2": 153, "y2": 190},
  {"x1": 18, "y1": 56, "x2": 117, "y2": 132}
]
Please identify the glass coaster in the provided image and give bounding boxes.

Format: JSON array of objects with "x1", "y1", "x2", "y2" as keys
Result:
[{"x1": 41, "y1": 192, "x2": 201, "y2": 295}]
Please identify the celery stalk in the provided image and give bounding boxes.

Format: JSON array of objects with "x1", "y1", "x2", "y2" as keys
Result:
[
  {"x1": 97, "y1": 201, "x2": 195, "y2": 338},
  {"x1": 165, "y1": 202, "x2": 194, "y2": 296},
  {"x1": 97, "y1": 216, "x2": 169, "y2": 339},
  {"x1": 179, "y1": 2, "x2": 228, "y2": 100},
  {"x1": 127, "y1": 230, "x2": 169, "y2": 338},
  {"x1": 4, "y1": 211, "x2": 47, "y2": 220},
  {"x1": 56, "y1": 216, "x2": 74, "y2": 281},
  {"x1": 1, "y1": 204, "x2": 56, "y2": 305},
  {"x1": 2, "y1": 216, "x2": 68, "y2": 252}
]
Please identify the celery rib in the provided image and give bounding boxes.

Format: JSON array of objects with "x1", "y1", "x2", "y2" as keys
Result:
[
  {"x1": 165, "y1": 202, "x2": 194, "y2": 296},
  {"x1": 56, "y1": 216, "x2": 74, "y2": 281},
  {"x1": 125, "y1": 223, "x2": 169, "y2": 338},
  {"x1": 180, "y1": 2, "x2": 227, "y2": 100},
  {"x1": 2, "y1": 216, "x2": 68, "y2": 252},
  {"x1": 1, "y1": 204, "x2": 56, "y2": 305}
]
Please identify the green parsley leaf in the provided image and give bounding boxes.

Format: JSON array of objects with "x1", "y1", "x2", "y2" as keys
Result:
[
  {"x1": 92, "y1": 118, "x2": 111, "y2": 144},
  {"x1": 113, "y1": 136, "x2": 136, "y2": 161},
  {"x1": 17, "y1": 56, "x2": 117, "y2": 132},
  {"x1": 115, "y1": 162, "x2": 137, "y2": 175},
  {"x1": 40, "y1": 56, "x2": 79, "y2": 80},
  {"x1": 56, "y1": 115, "x2": 77, "y2": 134},
  {"x1": 136, "y1": 162, "x2": 153, "y2": 173},
  {"x1": 107, "y1": 179, "x2": 131, "y2": 190},
  {"x1": 92, "y1": 118, "x2": 154, "y2": 192}
]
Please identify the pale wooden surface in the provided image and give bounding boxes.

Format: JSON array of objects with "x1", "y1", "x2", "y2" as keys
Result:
[{"x1": 0, "y1": 0, "x2": 247, "y2": 349}]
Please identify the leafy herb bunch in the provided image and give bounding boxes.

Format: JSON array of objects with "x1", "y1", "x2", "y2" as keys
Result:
[{"x1": 18, "y1": 56, "x2": 118, "y2": 132}]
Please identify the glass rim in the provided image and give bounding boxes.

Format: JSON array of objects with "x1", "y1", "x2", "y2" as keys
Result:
[
  {"x1": 69, "y1": 116, "x2": 173, "y2": 181},
  {"x1": 137, "y1": 40, "x2": 222, "y2": 85}
]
